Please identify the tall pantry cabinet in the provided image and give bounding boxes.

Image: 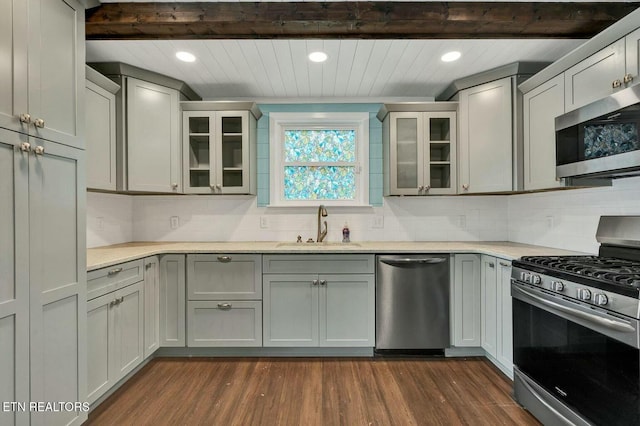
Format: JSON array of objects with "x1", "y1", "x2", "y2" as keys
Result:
[{"x1": 0, "y1": 0, "x2": 87, "y2": 425}]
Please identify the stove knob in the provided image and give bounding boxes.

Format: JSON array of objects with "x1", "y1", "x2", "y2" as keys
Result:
[
  {"x1": 532, "y1": 274, "x2": 542, "y2": 285},
  {"x1": 551, "y1": 281, "x2": 565, "y2": 292},
  {"x1": 594, "y1": 293, "x2": 609, "y2": 306},
  {"x1": 577, "y1": 288, "x2": 592, "y2": 301}
]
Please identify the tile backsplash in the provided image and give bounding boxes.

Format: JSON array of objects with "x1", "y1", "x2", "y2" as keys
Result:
[{"x1": 87, "y1": 175, "x2": 640, "y2": 253}]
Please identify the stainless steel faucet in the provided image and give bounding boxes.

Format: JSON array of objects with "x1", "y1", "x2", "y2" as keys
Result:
[{"x1": 317, "y1": 205, "x2": 328, "y2": 243}]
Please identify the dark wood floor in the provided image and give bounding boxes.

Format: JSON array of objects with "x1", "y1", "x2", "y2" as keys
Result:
[{"x1": 86, "y1": 357, "x2": 540, "y2": 425}]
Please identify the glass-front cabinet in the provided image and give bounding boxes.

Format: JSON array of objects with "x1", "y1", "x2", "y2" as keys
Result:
[
  {"x1": 181, "y1": 102, "x2": 261, "y2": 194},
  {"x1": 379, "y1": 104, "x2": 457, "y2": 195}
]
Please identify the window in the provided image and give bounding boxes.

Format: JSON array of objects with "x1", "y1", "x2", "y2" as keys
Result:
[{"x1": 269, "y1": 112, "x2": 369, "y2": 206}]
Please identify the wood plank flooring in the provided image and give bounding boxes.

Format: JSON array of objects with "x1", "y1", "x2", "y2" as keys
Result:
[{"x1": 86, "y1": 357, "x2": 540, "y2": 426}]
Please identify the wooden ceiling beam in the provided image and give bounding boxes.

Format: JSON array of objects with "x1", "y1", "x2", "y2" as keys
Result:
[{"x1": 85, "y1": 2, "x2": 640, "y2": 40}]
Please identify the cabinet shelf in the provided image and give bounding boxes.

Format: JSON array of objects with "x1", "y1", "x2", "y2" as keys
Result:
[
  {"x1": 189, "y1": 133, "x2": 211, "y2": 137},
  {"x1": 223, "y1": 167, "x2": 243, "y2": 172},
  {"x1": 190, "y1": 167, "x2": 210, "y2": 171},
  {"x1": 430, "y1": 161, "x2": 451, "y2": 165},
  {"x1": 222, "y1": 132, "x2": 243, "y2": 137}
]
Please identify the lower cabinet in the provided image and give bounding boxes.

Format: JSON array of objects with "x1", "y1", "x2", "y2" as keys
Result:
[
  {"x1": 262, "y1": 255, "x2": 375, "y2": 348},
  {"x1": 143, "y1": 256, "x2": 160, "y2": 358},
  {"x1": 481, "y1": 255, "x2": 513, "y2": 377},
  {"x1": 186, "y1": 254, "x2": 262, "y2": 347},
  {"x1": 452, "y1": 254, "x2": 481, "y2": 347},
  {"x1": 159, "y1": 255, "x2": 186, "y2": 347},
  {"x1": 87, "y1": 281, "x2": 144, "y2": 404}
]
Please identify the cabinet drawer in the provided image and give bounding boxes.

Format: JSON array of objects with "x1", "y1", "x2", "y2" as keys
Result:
[
  {"x1": 187, "y1": 254, "x2": 262, "y2": 300},
  {"x1": 87, "y1": 260, "x2": 144, "y2": 301},
  {"x1": 263, "y1": 254, "x2": 375, "y2": 274},
  {"x1": 187, "y1": 301, "x2": 262, "y2": 347}
]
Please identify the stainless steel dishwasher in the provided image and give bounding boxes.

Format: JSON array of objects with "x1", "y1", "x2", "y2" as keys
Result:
[{"x1": 376, "y1": 254, "x2": 450, "y2": 352}]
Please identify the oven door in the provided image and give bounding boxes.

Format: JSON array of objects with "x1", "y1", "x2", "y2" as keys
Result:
[{"x1": 512, "y1": 281, "x2": 640, "y2": 426}]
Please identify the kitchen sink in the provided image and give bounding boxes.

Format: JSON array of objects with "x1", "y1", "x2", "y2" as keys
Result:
[{"x1": 276, "y1": 242, "x2": 362, "y2": 248}]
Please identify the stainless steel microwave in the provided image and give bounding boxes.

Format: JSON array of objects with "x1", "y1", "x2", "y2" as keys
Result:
[{"x1": 555, "y1": 84, "x2": 640, "y2": 179}]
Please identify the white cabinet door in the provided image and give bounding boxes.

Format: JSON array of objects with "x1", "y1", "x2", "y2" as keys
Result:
[
  {"x1": 113, "y1": 281, "x2": 144, "y2": 379},
  {"x1": 143, "y1": 257, "x2": 160, "y2": 359},
  {"x1": 458, "y1": 77, "x2": 513, "y2": 193},
  {"x1": 263, "y1": 274, "x2": 318, "y2": 347},
  {"x1": 319, "y1": 274, "x2": 375, "y2": 347},
  {"x1": 0, "y1": 132, "x2": 29, "y2": 426},
  {"x1": 159, "y1": 255, "x2": 185, "y2": 347},
  {"x1": 496, "y1": 259, "x2": 513, "y2": 377},
  {"x1": 187, "y1": 254, "x2": 262, "y2": 300},
  {"x1": 564, "y1": 38, "x2": 626, "y2": 112},
  {"x1": 0, "y1": 0, "x2": 84, "y2": 150},
  {"x1": 523, "y1": 74, "x2": 565, "y2": 191},
  {"x1": 626, "y1": 27, "x2": 640, "y2": 89},
  {"x1": 481, "y1": 256, "x2": 498, "y2": 358},
  {"x1": 187, "y1": 301, "x2": 262, "y2": 347},
  {"x1": 28, "y1": 138, "x2": 86, "y2": 426},
  {"x1": 86, "y1": 292, "x2": 114, "y2": 405},
  {"x1": 86, "y1": 79, "x2": 117, "y2": 190},
  {"x1": 452, "y1": 254, "x2": 481, "y2": 347},
  {"x1": 127, "y1": 77, "x2": 181, "y2": 193}
]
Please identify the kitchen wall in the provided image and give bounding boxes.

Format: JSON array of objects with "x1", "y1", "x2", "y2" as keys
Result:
[
  {"x1": 87, "y1": 192, "x2": 134, "y2": 248},
  {"x1": 508, "y1": 175, "x2": 640, "y2": 255}
]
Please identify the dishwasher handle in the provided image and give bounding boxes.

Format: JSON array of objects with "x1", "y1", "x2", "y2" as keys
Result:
[{"x1": 379, "y1": 257, "x2": 447, "y2": 266}]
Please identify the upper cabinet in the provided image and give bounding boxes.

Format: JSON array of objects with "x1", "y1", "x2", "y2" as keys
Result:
[
  {"x1": 523, "y1": 74, "x2": 565, "y2": 191},
  {"x1": 86, "y1": 67, "x2": 120, "y2": 191},
  {"x1": 181, "y1": 102, "x2": 261, "y2": 195},
  {"x1": 0, "y1": 0, "x2": 84, "y2": 149},
  {"x1": 379, "y1": 104, "x2": 458, "y2": 196},
  {"x1": 458, "y1": 77, "x2": 514, "y2": 194},
  {"x1": 88, "y1": 62, "x2": 201, "y2": 193}
]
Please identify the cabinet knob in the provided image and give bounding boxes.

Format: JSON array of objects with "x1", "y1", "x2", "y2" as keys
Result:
[
  {"x1": 217, "y1": 255, "x2": 232, "y2": 263},
  {"x1": 424, "y1": 185, "x2": 431, "y2": 191},
  {"x1": 216, "y1": 184, "x2": 222, "y2": 190},
  {"x1": 488, "y1": 262, "x2": 495, "y2": 268},
  {"x1": 20, "y1": 142, "x2": 31, "y2": 152},
  {"x1": 624, "y1": 73, "x2": 634, "y2": 84},
  {"x1": 34, "y1": 146, "x2": 45, "y2": 156},
  {"x1": 217, "y1": 303, "x2": 232, "y2": 310},
  {"x1": 209, "y1": 184, "x2": 216, "y2": 190},
  {"x1": 612, "y1": 79, "x2": 622, "y2": 89},
  {"x1": 19, "y1": 113, "x2": 31, "y2": 124},
  {"x1": 462, "y1": 184, "x2": 469, "y2": 191},
  {"x1": 418, "y1": 185, "x2": 424, "y2": 192},
  {"x1": 171, "y1": 183, "x2": 178, "y2": 189},
  {"x1": 320, "y1": 280, "x2": 327, "y2": 286},
  {"x1": 34, "y1": 118, "x2": 45, "y2": 128},
  {"x1": 312, "y1": 279, "x2": 319, "y2": 286}
]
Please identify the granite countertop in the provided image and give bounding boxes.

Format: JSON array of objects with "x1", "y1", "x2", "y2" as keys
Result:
[{"x1": 87, "y1": 241, "x2": 586, "y2": 271}]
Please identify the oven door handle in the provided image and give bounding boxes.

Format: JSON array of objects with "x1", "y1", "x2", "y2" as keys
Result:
[{"x1": 513, "y1": 284, "x2": 636, "y2": 333}]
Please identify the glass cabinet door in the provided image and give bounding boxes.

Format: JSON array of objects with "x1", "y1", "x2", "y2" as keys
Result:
[
  {"x1": 184, "y1": 113, "x2": 213, "y2": 192},
  {"x1": 424, "y1": 112, "x2": 457, "y2": 195},
  {"x1": 217, "y1": 112, "x2": 249, "y2": 193},
  {"x1": 391, "y1": 113, "x2": 423, "y2": 195}
]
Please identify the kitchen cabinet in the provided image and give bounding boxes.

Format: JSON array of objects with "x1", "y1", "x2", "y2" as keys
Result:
[
  {"x1": 452, "y1": 254, "x2": 481, "y2": 347},
  {"x1": 379, "y1": 104, "x2": 458, "y2": 195},
  {"x1": 523, "y1": 74, "x2": 565, "y2": 191},
  {"x1": 186, "y1": 254, "x2": 262, "y2": 347},
  {"x1": 262, "y1": 255, "x2": 375, "y2": 347},
  {"x1": 181, "y1": 102, "x2": 261, "y2": 194},
  {"x1": 87, "y1": 281, "x2": 144, "y2": 405},
  {"x1": 86, "y1": 67, "x2": 120, "y2": 191},
  {"x1": 159, "y1": 255, "x2": 186, "y2": 347},
  {"x1": 143, "y1": 256, "x2": 160, "y2": 358},
  {"x1": 127, "y1": 77, "x2": 181, "y2": 193},
  {"x1": 480, "y1": 255, "x2": 513, "y2": 378},
  {"x1": 0, "y1": 0, "x2": 84, "y2": 149},
  {"x1": 458, "y1": 77, "x2": 514, "y2": 193},
  {"x1": 626, "y1": 28, "x2": 640, "y2": 89}
]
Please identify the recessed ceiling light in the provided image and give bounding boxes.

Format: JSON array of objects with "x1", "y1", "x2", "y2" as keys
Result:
[
  {"x1": 308, "y1": 51, "x2": 328, "y2": 63},
  {"x1": 176, "y1": 51, "x2": 196, "y2": 62},
  {"x1": 441, "y1": 51, "x2": 461, "y2": 62}
]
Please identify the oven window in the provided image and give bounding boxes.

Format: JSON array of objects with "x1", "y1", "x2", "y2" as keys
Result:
[{"x1": 513, "y1": 299, "x2": 640, "y2": 425}]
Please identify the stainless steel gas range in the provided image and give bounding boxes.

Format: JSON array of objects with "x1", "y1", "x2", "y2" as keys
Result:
[{"x1": 511, "y1": 216, "x2": 640, "y2": 426}]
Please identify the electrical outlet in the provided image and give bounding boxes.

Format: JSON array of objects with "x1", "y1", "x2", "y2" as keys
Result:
[
  {"x1": 97, "y1": 217, "x2": 104, "y2": 231},
  {"x1": 260, "y1": 216, "x2": 269, "y2": 229},
  {"x1": 170, "y1": 216, "x2": 180, "y2": 229},
  {"x1": 372, "y1": 215, "x2": 384, "y2": 229},
  {"x1": 546, "y1": 215, "x2": 555, "y2": 229},
  {"x1": 458, "y1": 215, "x2": 466, "y2": 229}
]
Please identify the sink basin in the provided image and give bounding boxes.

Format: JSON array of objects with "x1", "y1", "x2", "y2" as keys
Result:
[{"x1": 276, "y1": 242, "x2": 362, "y2": 248}]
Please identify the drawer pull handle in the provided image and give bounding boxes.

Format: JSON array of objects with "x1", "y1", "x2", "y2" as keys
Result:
[
  {"x1": 488, "y1": 262, "x2": 495, "y2": 268},
  {"x1": 612, "y1": 79, "x2": 622, "y2": 89},
  {"x1": 218, "y1": 303, "x2": 232, "y2": 310},
  {"x1": 217, "y1": 256, "x2": 232, "y2": 263},
  {"x1": 108, "y1": 267, "x2": 123, "y2": 276},
  {"x1": 499, "y1": 262, "x2": 509, "y2": 267}
]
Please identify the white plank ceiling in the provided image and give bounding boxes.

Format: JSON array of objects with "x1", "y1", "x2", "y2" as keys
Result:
[{"x1": 86, "y1": 39, "x2": 584, "y2": 100}]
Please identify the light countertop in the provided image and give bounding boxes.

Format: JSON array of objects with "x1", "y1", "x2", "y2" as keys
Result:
[{"x1": 87, "y1": 241, "x2": 586, "y2": 271}]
